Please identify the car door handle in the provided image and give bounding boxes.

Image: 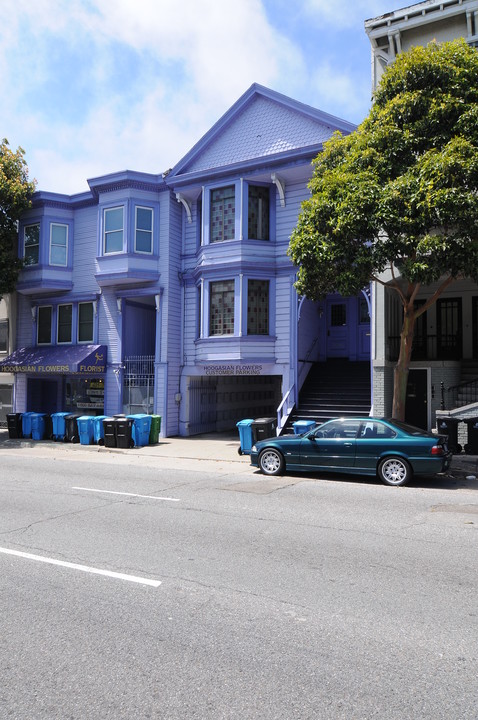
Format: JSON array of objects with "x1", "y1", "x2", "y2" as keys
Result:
[{"x1": 343, "y1": 442, "x2": 353, "y2": 447}]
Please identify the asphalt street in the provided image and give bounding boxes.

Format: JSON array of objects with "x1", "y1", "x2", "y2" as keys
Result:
[{"x1": 1, "y1": 438, "x2": 477, "y2": 719}]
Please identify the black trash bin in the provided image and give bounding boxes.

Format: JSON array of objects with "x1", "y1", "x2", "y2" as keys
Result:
[
  {"x1": 102, "y1": 418, "x2": 117, "y2": 448},
  {"x1": 251, "y1": 417, "x2": 277, "y2": 444},
  {"x1": 436, "y1": 416, "x2": 462, "y2": 454},
  {"x1": 44, "y1": 414, "x2": 53, "y2": 441},
  {"x1": 6, "y1": 413, "x2": 23, "y2": 439},
  {"x1": 64, "y1": 413, "x2": 82, "y2": 443},
  {"x1": 115, "y1": 417, "x2": 134, "y2": 449},
  {"x1": 464, "y1": 417, "x2": 478, "y2": 455}
]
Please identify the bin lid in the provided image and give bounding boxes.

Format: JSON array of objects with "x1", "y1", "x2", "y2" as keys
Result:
[
  {"x1": 236, "y1": 418, "x2": 255, "y2": 427},
  {"x1": 252, "y1": 417, "x2": 276, "y2": 424}
]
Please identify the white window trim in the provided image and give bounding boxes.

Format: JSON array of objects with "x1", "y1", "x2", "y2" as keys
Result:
[
  {"x1": 49, "y1": 223, "x2": 68, "y2": 267},
  {"x1": 103, "y1": 206, "x2": 124, "y2": 255},
  {"x1": 134, "y1": 206, "x2": 153, "y2": 255}
]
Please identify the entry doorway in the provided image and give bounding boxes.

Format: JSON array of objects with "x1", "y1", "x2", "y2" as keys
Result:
[
  {"x1": 27, "y1": 378, "x2": 59, "y2": 414},
  {"x1": 405, "y1": 368, "x2": 429, "y2": 430},
  {"x1": 326, "y1": 301, "x2": 348, "y2": 357}
]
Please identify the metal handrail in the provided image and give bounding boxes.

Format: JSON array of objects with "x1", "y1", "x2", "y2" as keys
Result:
[
  {"x1": 442, "y1": 376, "x2": 478, "y2": 410},
  {"x1": 277, "y1": 383, "x2": 295, "y2": 433}
]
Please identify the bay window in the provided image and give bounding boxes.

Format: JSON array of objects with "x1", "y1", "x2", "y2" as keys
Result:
[
  {"x1": 248, "y1": 185, "x2": 270, "y2": 240},
  {"x1": 210, "y1": 186, "x2": 235, "y2": 243},
  {"x1": 247, "y1": 280, "x2": 269, "y2": 335},
  {"x1": 135, "y1": 207, "x2": 153, "y2": 253},
  {"x1": 104, "y1": 207, "x2": 124, "y2": 254},
  {"x1": 209, "y1": 280, "x2": 235, "y2": 335},
  {"x1": 24, "y1": 223, "x2": 40, "y2": 265},
  {"x1": 50, "y1": 223, "x2": 68, "y2": 266}
]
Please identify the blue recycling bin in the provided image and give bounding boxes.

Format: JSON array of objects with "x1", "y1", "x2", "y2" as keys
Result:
[
  {"x1": 292, "y1": 420, "x2": 316, "y2": 435},
  {"x1": 21, "y1": 412, "x2": 36, "y2": 439},
  {"x1": 51, "y1": 412, "x2": 71, "y2": 441},
  {"x1": 92, "y1": 415, "x2": 109, "y2": 444},
  {"x1": 31, "y1": 412, "x2": 48, "y2": 440},
  {"x1": 127, "y1": 414, "x2": 152, "y2": 447},
  {"x1": 236, "y1": 418, "x2": 255, "y2": 455},
  {"x1": 77, "y1": 416, "x2": 95, "y2": 445}
]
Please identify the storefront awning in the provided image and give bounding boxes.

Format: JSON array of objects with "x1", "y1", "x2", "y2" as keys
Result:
[{"x1": 0, "y1": 344, "x2": 107, "y2": 375}]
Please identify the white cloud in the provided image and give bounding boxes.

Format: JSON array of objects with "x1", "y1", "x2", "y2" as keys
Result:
[
  {"x1": 303, "y1": 0, "x2": 394, "y2": 28},
  {"x1": 311, "y1": 61, "x2": 373, "y2": 121},
  {"x1": 0, "y1": 0, "x2": 305, "y2": 193}
]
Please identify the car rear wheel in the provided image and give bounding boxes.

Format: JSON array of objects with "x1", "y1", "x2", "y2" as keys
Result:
[
  {"x1": 377, "y1": 456, "x2": 412, "y2": 487},
  {"x1": 259, "y1": 448, "x2": 285, "y2": 476}
]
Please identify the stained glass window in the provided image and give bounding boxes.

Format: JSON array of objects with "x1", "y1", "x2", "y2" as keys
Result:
[
  {"x1": 209, "y1": 280, "x2": 235, "y2": 335},
  {"x1": 248, "y1": 186, "x2": 269, "y2": 240},
  {"x1": 210, "y1": 186, "x2": 235, "y2": 243},
  {"x1": 247, "y1": 280, "x2": 269, "y2": 335}
]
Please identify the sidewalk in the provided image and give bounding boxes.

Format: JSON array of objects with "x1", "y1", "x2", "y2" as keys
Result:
[
  {"x1": 0, "y1": 428, "x2": 245, "y2": 464},
  {"x1": 1, "y1": 428, "x2": 477, "y2": 480}
]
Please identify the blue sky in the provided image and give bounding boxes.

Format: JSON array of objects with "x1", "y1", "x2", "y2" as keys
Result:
[{"x1": 1, "y1": 0, "x2": 397, "y2": 195}]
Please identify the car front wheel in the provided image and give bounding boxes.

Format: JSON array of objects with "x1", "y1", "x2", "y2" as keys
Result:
[
  {"x1": 259, "y1": 448, "x2": 285, "y2": 476},
  {"x1": 377, "y1": 456, "x2": 412, "y2": 487}
]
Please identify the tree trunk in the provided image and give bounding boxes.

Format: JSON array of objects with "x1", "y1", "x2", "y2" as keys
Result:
[{"x1": 392, "y1": 303, "x2": 416, "y2": 421}]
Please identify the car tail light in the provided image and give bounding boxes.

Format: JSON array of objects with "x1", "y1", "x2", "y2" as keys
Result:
[{"x1": 431, "y1": 445, "x2": 445, "y2": 456}]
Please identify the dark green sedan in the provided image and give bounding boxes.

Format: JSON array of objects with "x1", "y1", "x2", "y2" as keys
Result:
[{"x1": 250, "y1": 417, "x2": 452, "y2": 486}]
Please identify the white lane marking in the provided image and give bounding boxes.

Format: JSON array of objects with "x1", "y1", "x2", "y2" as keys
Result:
[
  {"x1": 0, "y1": 547, "x2": 161, "y2": 587},
  {"x1": 72, "y1": 486, "x2": 180, "y2": 502}
]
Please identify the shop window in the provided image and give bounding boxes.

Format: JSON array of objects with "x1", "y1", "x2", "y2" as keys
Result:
[
  {"x1": 24, "y1": 223, "x2": 40, "y2": 265},
  {"x1": 248, "y1": 186, "x2": 269, "y2": 241},
  {"x1": 57, "y1": 304, "x2": 72, "y2": 343},
  {"x1": 65, "y1": 378, "x2": 104, "y2": 413},
  {"x1": 104, "y1": 207, "x2": 124, "y2": 254},
  {"x1": 50, "y1": 223, "x2": 68, "y2": 266},
  {"x1": 0, "y1": 319, "x2": 8, "y2": 352},
  {"x1": 135, "y1": 207, "x2": 153, "y2": 253},
  {"x1": 37, "y1": 306, "x2": 52, "y2": 345},
  {"x1": 78, "y1": 302, "x2": 94, "y2": 343},
  {"x1": 210, "y1": 186, "x2": 235, "y2": 243},
  {"x1": 247, "y1": 280, "x2": 269, "y2": 335},
  {"x1": 209, "y1": 280, "x2": 234, "y2": 335}
]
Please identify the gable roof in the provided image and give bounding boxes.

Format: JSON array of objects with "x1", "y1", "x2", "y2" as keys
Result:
[{"x1": 167, "y1": 83, "x2": 356, "y2": 186}]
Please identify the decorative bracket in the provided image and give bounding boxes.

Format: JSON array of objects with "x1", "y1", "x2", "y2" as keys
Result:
[
  {"x1": 176, "y1": 193, "x2": 192, "y2": 223},
  {"x1": 271, "y1": 173, "x2": 286, "y2": 207},
  {"x1": 116, "y1": 297, "x2": 122, "y2": 314}
]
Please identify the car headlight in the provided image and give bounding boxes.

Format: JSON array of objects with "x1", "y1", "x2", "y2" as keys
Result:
[{"x1": 251, "y1": 445, "x2": 257, "y2": 452}]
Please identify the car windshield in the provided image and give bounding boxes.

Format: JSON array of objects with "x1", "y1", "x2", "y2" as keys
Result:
[{"x1": 386, "y1": 419, "x2": 429, "y2": 436}]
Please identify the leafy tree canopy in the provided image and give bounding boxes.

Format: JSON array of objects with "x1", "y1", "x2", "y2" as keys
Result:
[
  {"x1": 0, "y1": 139, "x2": 35, "y2": 299},
  {"x1": 289, "y1": 39, "x2": 478, "y2": 301}
]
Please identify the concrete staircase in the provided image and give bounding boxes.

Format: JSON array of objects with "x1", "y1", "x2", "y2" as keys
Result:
[{"x1": 282, "y1": 360, "x2": 371, "y2": 434}]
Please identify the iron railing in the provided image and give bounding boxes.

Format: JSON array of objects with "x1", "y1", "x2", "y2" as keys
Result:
[
  {"x1": 441, "y1": 377, "x2": 478, "y2": 411},
  {"x1": 387, "y1": 334, "x2": 462, "y2": 362}
]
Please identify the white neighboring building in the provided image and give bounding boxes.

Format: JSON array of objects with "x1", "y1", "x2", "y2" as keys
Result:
[{"x1": 366, "y1": 0, "x2": 478, "y2": 90}]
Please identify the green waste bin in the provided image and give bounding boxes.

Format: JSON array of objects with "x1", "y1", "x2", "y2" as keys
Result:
[{"x1": 149, "y1": 415, "x2": 161, "y2": 444}]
